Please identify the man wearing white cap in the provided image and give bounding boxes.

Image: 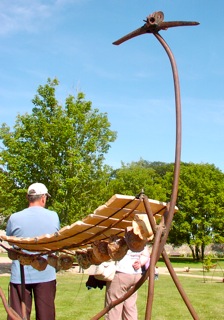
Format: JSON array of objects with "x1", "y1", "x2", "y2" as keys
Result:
[{"x1": 6, "y1": 182, "x2": 60, "y2": 320}]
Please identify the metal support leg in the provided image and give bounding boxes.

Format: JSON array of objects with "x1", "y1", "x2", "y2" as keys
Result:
[
  {"x1": 19, "y1": 264, "x2": 27, "y2": 320},
  {"x1": 145, "y1": 222, "x2": 164, "y2": 319},
  {"x1": 162, "y1": 251, "x2": 199, "y2": 320},
  {"x1": 0, "y1": 287, "x2": 22, "y2": 320}
]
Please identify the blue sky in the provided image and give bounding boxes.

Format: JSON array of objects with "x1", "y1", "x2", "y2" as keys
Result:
[{"x1": 1, "y1": 0, "x2": 224, "y2": 172}]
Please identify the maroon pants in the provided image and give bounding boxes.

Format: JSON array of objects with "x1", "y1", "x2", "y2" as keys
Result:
[{"x1": 8, "y1": 280, "x2": 56, "y2": 320}]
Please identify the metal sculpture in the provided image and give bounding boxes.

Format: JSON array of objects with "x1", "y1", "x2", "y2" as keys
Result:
[
  {"x1": 0, "y1": 10, "x2": 200, "y2": 320},
  {"x1": 91, "y1": 11, "x2": 200, "y2": 320},
  {"x1": 113, "y1": 11, "x2": 199, "y2": 45}
]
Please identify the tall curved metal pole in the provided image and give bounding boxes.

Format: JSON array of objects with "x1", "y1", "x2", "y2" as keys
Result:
[
  {"x1": 94, "y1": 11, "x2": 200, "y2": 320},
  {"x1": 144, "y1": 32, "x2": 199, "y2": 320},
  {"x1": 153, "y1": 32, "x2": 181, "y2": 257},
  {"x1": 144, "y1": 216, "x2": 165, "y2": 319}
]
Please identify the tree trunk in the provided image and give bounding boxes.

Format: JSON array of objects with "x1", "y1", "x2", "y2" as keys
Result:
[
  {"x1": 201, "y1": 243, "x2": 205, "y2": 260},
  {"x1": 195, "y1": 245, "x2": 200, "y2": 260},
  {"x1": 189, "y1": 245, "x2": 195, "y2": 260}
]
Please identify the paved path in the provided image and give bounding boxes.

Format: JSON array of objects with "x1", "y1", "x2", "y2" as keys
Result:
[
  {"x1": 0, "y1": 257, "x2": 11, "y2": 276},
  {"x1": 158, "y1": 266, "x2": 223, "y2": 281},
  {"x1": 0, "y1": 257, "x2": 223, "y2": 281}
]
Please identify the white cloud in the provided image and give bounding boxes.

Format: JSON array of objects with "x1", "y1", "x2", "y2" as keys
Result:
[
  {"x1": 0, "y1": 1, "x2": 52, "y2": 35},
  {"x1": 0, "y1": 0, "x2": 88, "y2": 36}
]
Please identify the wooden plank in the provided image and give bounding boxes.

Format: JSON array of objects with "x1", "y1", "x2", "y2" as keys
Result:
[{"x1": 0, "y1": 194, "x2": 178, "y2": 252}]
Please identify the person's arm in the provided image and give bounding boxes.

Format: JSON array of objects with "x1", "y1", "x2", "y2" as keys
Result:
[
  {"x1": 132, "y1": 246, "x2": 150, "y2": 270},
  {"x1": 139, "y1": 246, "x2": 150, "y2": 266}
]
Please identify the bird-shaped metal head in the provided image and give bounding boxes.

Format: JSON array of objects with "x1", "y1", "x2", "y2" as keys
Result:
[{"x1": 113, "y1": 11, "x2": 199, "y2": 45}]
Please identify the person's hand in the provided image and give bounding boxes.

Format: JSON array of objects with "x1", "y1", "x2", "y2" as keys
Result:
[{"x1": 132, "y1": 260, "x2": 141, "y2": 271}]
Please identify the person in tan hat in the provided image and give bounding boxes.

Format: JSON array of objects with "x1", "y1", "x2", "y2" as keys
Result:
[{"x1": 6, "y1": 182, "x2": 60, "y2": 320}]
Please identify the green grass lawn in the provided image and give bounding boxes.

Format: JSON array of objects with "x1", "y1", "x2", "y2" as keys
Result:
[
  {"x1": 0, "y1": 271, "x2": 223, "y2": 320},
  {"x1": 156, "y1": 257, "x2": 224, "y2": 269}
]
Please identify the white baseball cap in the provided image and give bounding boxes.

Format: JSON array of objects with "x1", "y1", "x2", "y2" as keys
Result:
[{"x1": 27, "y1": 183, "x2": 51, "y2": 197}]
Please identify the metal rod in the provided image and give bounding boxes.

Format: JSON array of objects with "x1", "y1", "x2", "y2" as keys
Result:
[
  {"x1": 144, "y1": 222, "x2": 164, "y2": 319},
  {"x1": 162, "y1": 251, "x2": 200, "y2": 320},
  {"x1": 19, "y1": 264, "x2": 27, "y2": 320},
  {"x1": 0, "y1": 287, "x2": 22, "y2": 320},
  {"x1": 112, "y1": 13, "x2": 200, "y2": 317},
  {"x1": 152, "y1": 32, "x2": 181, "y2": 257},
  {"x1": 142, "y1": 196, "x2": 158, "y2": 235},
  {"x1": 151, "y1": 31, "x2": 199, "y2": 319}
]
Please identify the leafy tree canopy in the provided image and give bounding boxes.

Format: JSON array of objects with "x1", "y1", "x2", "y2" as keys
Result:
[
  {"x1": 107, "y1": 160, "x2": 224, "y2": 259},
  {"x1": 1, "y1": 79, "x2": 223, "y2": 259},
  {"x1": 0, "y1": 78, "x2": 117, "y2": 225},
  {"x1": 106, "y1": 160, "x2": 170, "y2": 201},
  {"x1": 170, "y1": 162, "x2": 224, "y2": 259}
]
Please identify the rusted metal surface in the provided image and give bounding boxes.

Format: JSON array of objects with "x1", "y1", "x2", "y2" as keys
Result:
[
  {"x1": 162, "y1": 251, "x2": 199, "y2": 320},
  {"x1": 144, "y1": 216, "x2": 164, "y2": 319},
  {"x1": 20, "y1": 264, "x2": 27, "y2": 320},
  {"x1": 109, "y1": 10, "x2": 200, "y2": 320},
  {"x1": 153, "y1": 31, "x2": 182, "y2": 260},
  {"x1": 0, "y1": 288, "x2": 22, "y2": 320},
  {"x1": 113, "y1": 11, "x2": 199, "y2": 45}
]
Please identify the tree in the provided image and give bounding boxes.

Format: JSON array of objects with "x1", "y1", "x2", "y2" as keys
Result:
[
  {"x1": 106, "y1": 160, "x2": 169, "y2": 202},
  {"x1": 0, "y1": 169, "x2": 22, "y2": 229},
  {"x1": 169, "y1": 162, "x2": 224, "y2": 260},
  {"x1": 0, "y1": 78, "x2": 117, "y2": 225},
  {"x1": 106, "y1": 160, "x2": 224, "y2": 260}
]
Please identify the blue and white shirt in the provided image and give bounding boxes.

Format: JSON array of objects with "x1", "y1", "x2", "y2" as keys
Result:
[{"x1": 6, "y1": 206, "x2": 60, "y2": 284}]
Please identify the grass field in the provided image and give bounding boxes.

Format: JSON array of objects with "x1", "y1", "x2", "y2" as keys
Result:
[{"x1": 0, "y1": 269, "x2": 223, "y2": 320}]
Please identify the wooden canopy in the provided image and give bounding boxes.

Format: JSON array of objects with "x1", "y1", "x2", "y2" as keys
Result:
[{"x1": 0, "y1": 194, "x2": 178, "y2": 253}]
